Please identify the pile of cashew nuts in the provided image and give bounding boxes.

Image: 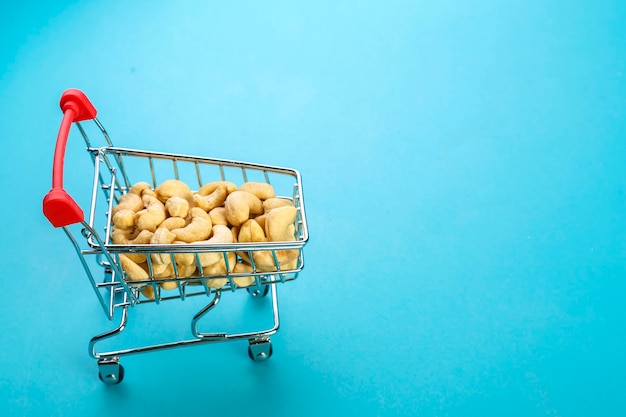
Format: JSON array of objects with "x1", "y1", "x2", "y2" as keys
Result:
[{"x1": 110, "y1": 179, "x2": 299, "y2": 298}]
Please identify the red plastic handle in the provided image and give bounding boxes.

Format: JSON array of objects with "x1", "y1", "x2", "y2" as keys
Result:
[{"x1": 43, "y1": 89, "x2": 97, "y2": 227}]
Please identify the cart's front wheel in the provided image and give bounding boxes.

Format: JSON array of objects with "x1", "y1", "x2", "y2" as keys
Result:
[
  {"x1": 98, "y1": 359, "x2": 125, "y2": 385},
  {"x1": 247, "y1": 284, "x2": 270, "y2": 298},
  {"x1": 248, "y1": 339, "x2": 273, "y2": 362}
]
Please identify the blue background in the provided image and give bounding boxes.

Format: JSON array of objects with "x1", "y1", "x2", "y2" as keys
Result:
[{"x1": 1, "y1": 0, "x2": 625, "y2": 416}]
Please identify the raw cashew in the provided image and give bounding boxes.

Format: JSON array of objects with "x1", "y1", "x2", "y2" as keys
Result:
[
  {"x1": 129, "y1": 181, "x2": 152, "y2": 196},
  {"x1": 208, "y1": 207, "x2": 228, "y2": 226},
  {"x1": 111, "y1": 193, "x2": 143, "y2": 216},
  {"x1": 250, "y1": 207, "x2": 300, "y2": 269},
  {"x1": 265, "y1": 206, "x2": 298, "y2": 242},
  {"x1": 253, "y1": 213, "x2": 267, "y2": 230},
  {"x1": 197, "y1": 181, "x2": 237, "y2": 196},
  {"x1": 151, "y1": 262, "x2": 174, "y2": 278},
  {"x1": 232, "y1": 262, "x2": 255, "y2": 287},
  {"x1": 175, "y1": 263, "x2": 197, "y2": 277},
  {"x1": 282, "y1": 255, "x2": 299, "y2": 270},
  {"x1": 141, "y1": 285, "x2": 155, "y2": 299},
  {"x1": 224, "y1": 191, "x2": 263, "y2": 227},
  {"x1": 160, "y1": 262, "x2": 196, "y2": 290},
  {"x1": 165, "y1": 196, "x2": 189, "y2": 218},
  {"x1": 136, "y1": 195, "x2": 167, "y2": 232},
  {"x1": 231, "y1": 225, "x2": 240, "y2": 243},
  {"x1": 150, "y1": 227, "x2": 176, "y2": 265},
  {"x1": 208, "y1": 224, "x2": 233, "y2": 242},
  {"x1": 112, "y1": 228, "x2": 154, "y2": 245},
  {"x1": 202, "y1": 251, "x2": 236, "y2": 288},
  {"x1": 251, "y1": 250, "x2": 278, "y2": 271},
  {"x1": 112, "y1": 228, "x2": 153, "y2": 263},
  {"x1": 237, "y1": 219, "x2": 278, "y2": 271},
  {"x1": 194, "y1": 225, "x2": 233, "y2": 267},
  {"x1": 119, "y1": 254, "x2": 149, "y2": 282},
  {"x1": 204, "y1": 278, "x2": 227, "y2": 289},
  {"x1": 158, "y1": 216, "x2": 187, "y2": 230},
  {"x1": 262, "y1": 197, "x2": 294, "y2": 212},
  {"x1": 255, "y1": 197, "x2": 294, "y2": 232},
  {"x1": 194, "y1": 185, "x2": 228, "y2": 211},
  {"x1": 238, "y1": 182, "x2": 276, "y2": 200},
  {"x1": 155, "y1": 179, "x2": 192, "y2": 203},
  {"x1": 173, "y1": 241, "x2": 196, "y2": 266},
  {"x1": 160, "y1": 281, "x2": 177, "y2": 291},
  {"x1": 238, "y1": 219, "x2": 267, "y2": 243},
  {"x1": 112, "y1": 209, "x2": 136, "y2": 229},
  {"x1": 253, "y1": 249, "x2": 299, "y2": 272},
  {"x1": 171, "y1": 207, "x2": 212, "y2": 243}
]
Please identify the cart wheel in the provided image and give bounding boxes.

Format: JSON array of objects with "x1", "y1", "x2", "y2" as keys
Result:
[
  {"x1": 247, "y1": 284, "x2": 269, "y2": 298},
  {"x1": 248, "y1": 339, "x2": 273, "y2": 362},
  {"x1": 97, "y1": 359, "x2": 125, "y2": 385}
]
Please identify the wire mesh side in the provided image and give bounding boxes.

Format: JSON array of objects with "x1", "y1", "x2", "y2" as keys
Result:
[{"x1": 81, "y1": 146, "x2": 308, "y2": 305}]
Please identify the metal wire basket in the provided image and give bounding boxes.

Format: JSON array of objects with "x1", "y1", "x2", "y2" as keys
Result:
[{"x1": 42, "y1": 89, "x2": 309, "y2": 384}]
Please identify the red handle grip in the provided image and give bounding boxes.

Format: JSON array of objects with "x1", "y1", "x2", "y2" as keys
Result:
[{"x1": 43, "y1": 89, "x2": 97, "y2": 227}]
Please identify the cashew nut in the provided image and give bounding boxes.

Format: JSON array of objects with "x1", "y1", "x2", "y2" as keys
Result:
[
  {"x1": 252, "y1": 213, "x2": 267, "y2": 230},
  {"x1": 261, "y1": 205, "x2": 300, "y2": 270},
  {"x1": 175, "y1": 263, "x2": 197, "y2": 277},
  {"x1": 112, "y1": 228, "x2": 154, "y2": 245},
  {"x1": 262, "y1": 197, "x2": 294, "y2": 212},
  {"x1": 202, "y1": 251, "x2": 236, "y2": 288},
  {"x1": 119, "y1": 254, "x2": 149, "y2": 282},
  {"x1": 224, "y1": 191, "x2": 263, "y2": 227},
  {"x1": 194, "y1": 225, "x2": 233, "y2": 267},
  {"x1": 171, "y1": 207, "x2": 212, "y2": 243},
  {"x1": 251, "y1": 250, "x2": 278, "y2": 271},
  {"x1": 238, "y1": 182, "x2": 276, "y2": 200},
  {"x1": 238, "y1": 219, "x2": 267, "y2": 243},
  {"x1": 165, "y1": 196, "x2": 190, "y2": 218},
  {"x1": 129, "y1": 181, "x2": 152, "y2": 196},
  {"x1": 231, "y1": 225, "x2": 240, "y2": 243},
  {"x1": 112, "y1": 209, "x2": 137, "y2": 229},
  {"x1": 141, "y1": 285, "x2": 155, "y2": 299},
  {"x1": 151, "y1": 262, "x2": 173, "y2": 278},
  {"x1": 156, "y1": 263, "x2": 196, "y2": 292},
  {"x1": 265, "y1": 206, "x2": 298, "y2": 242},
  {"x1": 158, "y1": 216, "x2": 187, "y2": 231},
  {"x1": 142, "y1": 188, "x2": 157, "y2": 198},
  {"x1": 136, "y1": 195, "x2": 167, "y2": 232},
  {"x1": 150, "y1": 227, "x2": 177, "y2": 265},
  {"x1": 155, "y1": 179, "x2": 192, "y2": 204},
  {"x1": 111, "y1": 228, "x2": 153, "y2": 263},
  {"x1": 208, "y1": 206, "x2": 228, "y2": 226},
  {"x1": 111, "y1": 192, "x2": 143, "y2": 216},
  {"x1": 193, "y1": 184, "x2": 228, "y2": 212},
  {"x1": 232, "y1": 262, "x2": 255, "y2": 287},
  {"x1": 172, "y1": 241, "x2": 196, "y2": 266},
  {"x1": 197, "y1": 181, "x2": 237, "y2": 196},
  {"x1": 236, "y1": 218, "x2": 276, "y2": 271},
  {"x1": 252, "y1": 249, "x2": 299, "y2": 272}
]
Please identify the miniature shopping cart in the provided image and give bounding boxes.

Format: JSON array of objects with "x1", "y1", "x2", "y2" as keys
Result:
[{"x1": 42, "y1": 89, "x2": 309, "y2": 384}]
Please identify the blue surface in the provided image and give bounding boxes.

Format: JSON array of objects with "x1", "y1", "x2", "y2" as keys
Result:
[{"x1": 1, "y1": 0, "x2": 625, "y2": 415}]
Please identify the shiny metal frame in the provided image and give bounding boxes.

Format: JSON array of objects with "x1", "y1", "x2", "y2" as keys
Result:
[{"x1": 60, "y1": 117, "x2": 308, "y2": 382}]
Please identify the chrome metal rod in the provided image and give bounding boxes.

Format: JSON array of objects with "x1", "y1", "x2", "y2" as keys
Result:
[
  {"x1": 192, "y1": 283, "x2": 280, "y2": 340},
  {"x1": 89, "y1": 304, "x2": 128, "y2": 359},
  {"x1": 90, "y1": 283, "x2": 281, "y2": 359},
  {"x1": 63, "y1": 226, "x2": 112, "y2": 319}
]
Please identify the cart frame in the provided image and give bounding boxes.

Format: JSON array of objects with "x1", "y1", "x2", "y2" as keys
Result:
[{"x1": 42, "y1": 89, "x2": 309, "y2": 384}]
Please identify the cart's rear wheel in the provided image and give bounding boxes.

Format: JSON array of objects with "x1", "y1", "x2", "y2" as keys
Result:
[{"x1": 97, "y1": 359, "x2": 124, "y2": 385}]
